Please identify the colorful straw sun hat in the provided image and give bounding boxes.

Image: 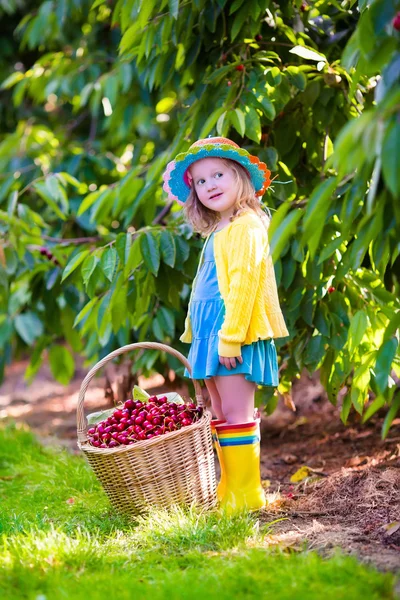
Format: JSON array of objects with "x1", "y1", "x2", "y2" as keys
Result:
[{"x1": 162, "y1": 137, "x2": 272, "y2": 205}]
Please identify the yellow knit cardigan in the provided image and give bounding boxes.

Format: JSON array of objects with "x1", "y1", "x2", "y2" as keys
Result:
[{"x1": 180, "y1": 212, "x2": 289, "y2": 358}]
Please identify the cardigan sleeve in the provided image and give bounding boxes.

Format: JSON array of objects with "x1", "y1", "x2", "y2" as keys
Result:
[{"x1": 218, "y1": 223, "x2": 265, "y2": 357}]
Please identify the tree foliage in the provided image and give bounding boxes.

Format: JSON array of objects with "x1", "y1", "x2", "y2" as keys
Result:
[{"x1": 0, "y1": 0, "x2": 399, "y2": 434}]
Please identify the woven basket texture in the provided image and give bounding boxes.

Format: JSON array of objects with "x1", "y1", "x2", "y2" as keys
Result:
[{"x1": 76, "y1": 342, "x2": 217, "y2": 516}]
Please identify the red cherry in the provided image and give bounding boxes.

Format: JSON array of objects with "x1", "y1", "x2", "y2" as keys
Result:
[
  {"x1": 88, "y1": 428, "x2": 96, "y2": 435},
  {"x1": 235, "y1": 64, "x2": 244, "y2": 72},
  {"x1": 328, "y1": 286, "x2": 336, "y2": 294},
  {"x1": 113, "y1": 410, "x2": 123, "y2": 420},
  {"x1": 255, "y1": 34, "x2": 262, "y2": 41},
  {"x1": 124, "y1": 399, "x2": 134, "y2": 410},
  {"x1": 109, "y1": 441, "x2": 118, "y2": 448},
  {"x1": 116, "y1": 423, "x2": 125, "y2": 432},
  {"x1": 393, "y1": 13, "x2": 400, "y2": 30}
]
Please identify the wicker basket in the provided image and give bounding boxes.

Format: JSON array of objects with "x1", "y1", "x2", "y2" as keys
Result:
[{"x1": 77, "y1": 342, "x2": 217, "y2": 516}]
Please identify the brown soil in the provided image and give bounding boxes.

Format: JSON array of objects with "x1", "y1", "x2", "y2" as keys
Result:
[{"x1": 1, "y1": 361, "x2": 399, "y2": 574}]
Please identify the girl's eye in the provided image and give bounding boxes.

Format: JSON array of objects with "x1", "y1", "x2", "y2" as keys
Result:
[
  {"x1": 215, "y1": 172, "x2": 223, "y2": 179},
  {"x1": 196, "y1": 178, "x2": 205, "y2": 185}
]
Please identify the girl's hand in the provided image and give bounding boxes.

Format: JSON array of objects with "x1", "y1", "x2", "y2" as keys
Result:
[{"x1": 219, "y1": 355, "x2": 243, "y2": 370}]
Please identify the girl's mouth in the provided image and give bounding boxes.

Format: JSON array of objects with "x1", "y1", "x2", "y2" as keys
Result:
[{"x1": 210, "y1": 192, "x2": 222, "y2": 199}]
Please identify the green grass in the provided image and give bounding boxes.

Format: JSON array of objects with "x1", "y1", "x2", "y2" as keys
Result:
[{"x1": 0, "y1": 421, "x2": 396, "y2": 600}]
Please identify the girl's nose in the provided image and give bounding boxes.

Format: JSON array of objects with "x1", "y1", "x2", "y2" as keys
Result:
[{"x1": 207, "y1": 180, "x2": 216, "y2": 191}]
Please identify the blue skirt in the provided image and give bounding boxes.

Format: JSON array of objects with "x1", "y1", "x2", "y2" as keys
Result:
[{"x1": 183, "y1": 233, "x2": 278, "y2": 386}]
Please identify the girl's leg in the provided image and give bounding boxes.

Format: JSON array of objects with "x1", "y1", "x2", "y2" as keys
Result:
[
  {"x1": 213, "y1": 374, "x2": 256, "y2": 424},
  {"x1": 204, "y1": 377, "x2": 225, "y2": 420}
]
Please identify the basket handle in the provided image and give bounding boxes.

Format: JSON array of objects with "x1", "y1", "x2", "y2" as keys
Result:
[{"x1": 77, "y1": 342, "x2": 204, "y2": 443}]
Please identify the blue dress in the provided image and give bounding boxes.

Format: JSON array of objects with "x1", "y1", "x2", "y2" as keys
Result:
[{"x1": 184, "y1": 233, "x2": 279, "y2": 386}]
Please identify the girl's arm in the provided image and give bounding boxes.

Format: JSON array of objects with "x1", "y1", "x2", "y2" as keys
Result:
[{"x1": 218, "y1": 223, "x2": 265, "y2": 358}]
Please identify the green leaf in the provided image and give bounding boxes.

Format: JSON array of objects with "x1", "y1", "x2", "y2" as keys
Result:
[
  {"x1": 204, "y1": 63, "x2": 237, "y2": 84},
  {"x1": 33, "y1": 181, "x2": 67, "y2": 220},
  {"x1": 231, "y1": 3, "x2": 248, "y2": 41},
  {"x1": 49, "y1": 345, "x2": 75, "y2": 385},
  {"x1": 14, "y1": 312, "x2": 44, "y2": 346},
  {"x1": 289, "y1": 45, "x2": 327, "y2": 62},
  {"x1": 304, "y1": 334, "x2": 325, "y2": 371},
  {"x1": 362, "y1": 395, "x2": 385, "y2": 423},
  {"x1": 82, "y1": 255, "x2": 100, "y2": 286},
  {"x1": 244, "y1": 106, "x2": 261, "y2": 143},
  {"x1": 317, "y1": 236, "x2": 344, "y2": 264},
  {"x1": 381, "y1": 393, "x2": 400, "y2": 439},
  {"x1": 351, "y1": 386, "x2": 365, "y2": 415},
  {"x1": 100, "y1": 247, "x2": 117, "y2": 281},
  {"x1": 73, "y1": 297, "x2": 98, "y2": 328},
  {"x1": 158, "y1": 306, "x2": 175, "y2": 338},
  {"x1": 124, "y1": 236, "x2": 142, "y2": 276},
  {"x1": 302, "y1": 177, "x2": 337, "y2": 258},
  {"x1": 62, "y1": 250, "x2": 90, "y2": 282},
  {"x1": 169, "y1": 0, "x2": 179, "y2": 19},
  {"x1": 140, "y1": 231, "x2": 160, "y2": 275},
  {"x1": 77, "y1": 189, "x2": 102, "y2": 216},
  {"x1": 87, "y1": 407, "x2": 115, "y2": 425},
  {"x1": 285, "y1": 66, "x2": 307, "y2": 91},
  {"x1": 229, "y1": 0, "x2": 245, "y2": 14},
  {"x1": 56, "y1": 172, "x2": 81, "y2": 188},
  {"x1": 199, "y1": 107, "x2": 226, "y2": 138},
  {"x1": 270, "y1": 209, "x2": 303, "y2": 262},
  {"x1": 375, "y1": 338, "x2": 398, "y2": 395},
  {"x1": 160, "y1": 230, "x2": 176, "y2": 267},
  {"x1": 383, "y1": 311, "x2": 400, "y2": 342},
  {"x1": 216, "y1": 111, "x2": 227, "y2": 136},
  {"x1": 382, "y1": 120, "x2": 400, "y2": 198},
  {"x1": 45, "y1": 174, "x2": 68, "y2": 212},
  {"x1": 340, "y1": 393, "x2": 352, "y2": 425},
  {"x1": 258, "y1": 96, "x2": 276, "y2": 120},
  {"x1": 348, "y1": 310, "x2": 369, "y2": 356},
  {"x1": 230, "y1": 108, "x2": 246, "y2": 137},
  {"x1": 0, "y1": 71, "x2": 24, "y2": 90}
]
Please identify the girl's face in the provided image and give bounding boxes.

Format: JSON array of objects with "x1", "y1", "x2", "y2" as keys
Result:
[{"x1": 189, "y1": 158, "x2": 237, "y2": 220}]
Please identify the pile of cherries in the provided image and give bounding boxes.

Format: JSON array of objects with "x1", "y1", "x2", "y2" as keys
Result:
[{"x1": 87, "y1": 396, "x2": 203, "y2": 448}]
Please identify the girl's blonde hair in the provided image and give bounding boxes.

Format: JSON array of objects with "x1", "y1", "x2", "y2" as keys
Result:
[{"x1": 183, "y1": 158, "x2": 270, "y2": 235}]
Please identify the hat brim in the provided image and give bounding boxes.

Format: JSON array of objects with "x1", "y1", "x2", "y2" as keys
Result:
[{"x1": 162, "y1": 144, "x2": 271, "y2": 204}]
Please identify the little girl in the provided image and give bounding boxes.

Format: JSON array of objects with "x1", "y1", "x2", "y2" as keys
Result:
[{"x1": 162, "y1": 137, "x2": 288, "y2": 513}]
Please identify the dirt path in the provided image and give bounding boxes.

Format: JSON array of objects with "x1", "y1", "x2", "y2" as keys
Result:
[{"x1": 1, "y1": 361, "x2": 399, "y2": 573}]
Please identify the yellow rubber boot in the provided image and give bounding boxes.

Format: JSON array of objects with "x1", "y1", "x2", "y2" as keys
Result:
[
  {"x1": 215, "y1": 421, "x2": 265, "y2": 514},
  {"x1": 210, "y1": 419, "x2": 226, "y2": 501}
]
